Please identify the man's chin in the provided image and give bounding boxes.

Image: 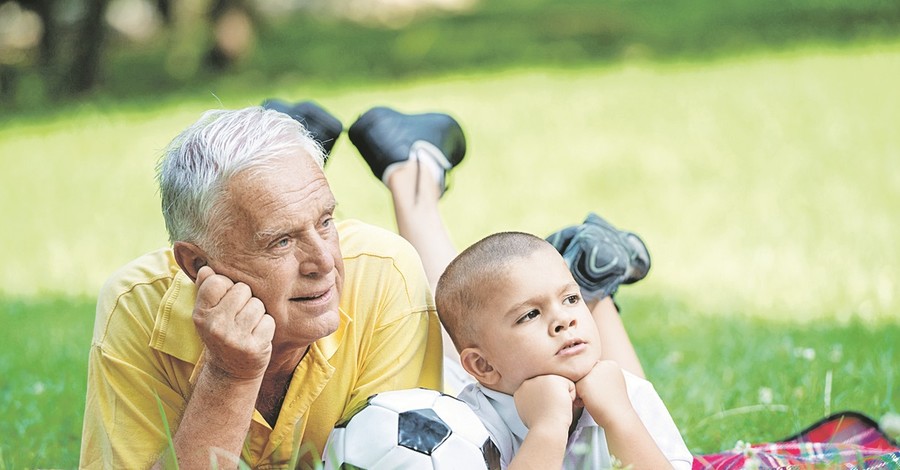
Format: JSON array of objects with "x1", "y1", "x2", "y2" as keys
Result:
[
  {"x1": 319, "y1": 309, "x2": 341, "y2": 336},
  {"x1": 275, "y1": 300, "x2": 341, "y2": 340},
  {"x1": 314, "y1": 304, "x2": 342, "y2": 334}
]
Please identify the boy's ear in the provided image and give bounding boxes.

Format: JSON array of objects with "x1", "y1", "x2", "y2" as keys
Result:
[
  {"x1": 173, "y1": 241, "x2": 209, "y2": 282},
  {"x1": 460, "y1": 347, "x2": 501, "y2": 385}
]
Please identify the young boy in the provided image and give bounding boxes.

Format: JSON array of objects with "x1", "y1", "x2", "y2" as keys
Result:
[
  {"x1": 345, "y1": 104, "x2": 654, "y2": 392},
  {"x1": 435, "y1": 232, "x2": 693, "y2": 470}
]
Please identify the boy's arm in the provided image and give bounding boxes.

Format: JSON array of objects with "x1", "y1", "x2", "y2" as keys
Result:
[
  {"x1": 576, "y1": 361, "x2": 674, "y2": 470},
  {"x1": 601, "y1": 409, "x2": 675, "y2": 470},
  {"x1": 508, "y1": 375, "x2": 575, "y2": 470}
]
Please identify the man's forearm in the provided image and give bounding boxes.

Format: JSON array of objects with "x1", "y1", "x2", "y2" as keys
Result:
[{"x1": 153, "y1": 364, "x2": 263, "y2": 469}]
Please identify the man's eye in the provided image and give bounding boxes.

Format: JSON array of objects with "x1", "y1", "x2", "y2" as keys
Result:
[
  {"x1": 564, "y1": 294, "x2": 580, "y2": 305},
  {"x1": 517, "y1": 310, "x2": 540, "y2": 324},
  {"x1": 276, "y1": 238, "x2": 290, "y2": 248}
]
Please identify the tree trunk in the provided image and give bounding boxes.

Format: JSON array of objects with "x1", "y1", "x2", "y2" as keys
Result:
[{"x1": 65, "y1": 0, "x2": 110, "y2": 94}]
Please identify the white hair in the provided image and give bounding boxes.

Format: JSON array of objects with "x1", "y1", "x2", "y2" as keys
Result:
[{"x1": 157, "y1": 106, "x2": 325, "y2": 253}]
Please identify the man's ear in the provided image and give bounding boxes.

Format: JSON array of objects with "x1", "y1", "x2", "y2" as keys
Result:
[
  {"x1": 173, "y1": 241, "x2": 208, "y2": 282},
  {"x1": 460, "y1": 347, "x2": 501, "y2": 386}
]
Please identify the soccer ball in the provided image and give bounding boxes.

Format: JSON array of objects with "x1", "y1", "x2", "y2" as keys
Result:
[{"x1": 322, "y1": 388, "x2": 491, "y2": 469}]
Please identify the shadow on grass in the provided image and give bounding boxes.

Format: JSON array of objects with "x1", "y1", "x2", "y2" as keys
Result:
[{"x1": 4, "y1": 0, "x2": 900, "y2": 122}]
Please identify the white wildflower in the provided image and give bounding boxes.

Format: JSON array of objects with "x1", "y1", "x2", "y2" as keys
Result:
[
  {"x1": 829, "y1": 344, "x2": 843, "y2": 363},
  {"x1": 609, "y1": 455, "x2": 632, "y2": 470},
  {"x1": 881, "y1": 412, "x2": 900, "y2": 439},
  {"x1": 793, "y1": 347, "x2": 816, "y2": 361},
  {"x1": 758, "y1": 387, "x2": 773, "y2": 405},
  {"x1": 742, "y1": 452, "x2": 762, "y2": 470},
  {"x1": 664, "y1": 350, "x2": 683, "y2": 366},
  {"x1": 734, "y1": 440, "x2": 760, "y2": 469}
]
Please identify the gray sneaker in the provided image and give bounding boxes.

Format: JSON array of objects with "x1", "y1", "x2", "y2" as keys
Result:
[{"x1": 546, "y1": 213, "x2": 651, "y2": 302}]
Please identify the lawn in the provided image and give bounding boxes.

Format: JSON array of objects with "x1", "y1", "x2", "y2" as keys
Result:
[{"x1": 1, "y1": 43, "x2": 898, "y2": 467}]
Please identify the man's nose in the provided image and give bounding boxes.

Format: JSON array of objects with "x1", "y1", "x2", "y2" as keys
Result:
[{"x1": 297, "y1": 234, "x2": 334, "y2": 276}]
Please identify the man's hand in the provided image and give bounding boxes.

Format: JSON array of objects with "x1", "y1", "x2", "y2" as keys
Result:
[
  {"x1": 193, "y1": 266, "x2": 275, "y2": 380},
  {"x1": 574, "y1": 360, "x2": 631, "y2": 428}
]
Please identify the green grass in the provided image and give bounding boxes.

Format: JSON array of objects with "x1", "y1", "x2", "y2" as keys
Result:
[
  {"x1": 1, "y1": 43, "x2": 899, "y2": 466},
  {"x1": 622, "y1": 295, "x2": 900, "y2": 454},
  {"x1": 0, "y1": 298, "x2": 94, "y2": 466}
]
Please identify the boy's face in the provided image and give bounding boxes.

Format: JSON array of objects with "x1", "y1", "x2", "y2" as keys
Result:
[{"x1": 468, "y1": 246, "x2": 602, "y2": 395}]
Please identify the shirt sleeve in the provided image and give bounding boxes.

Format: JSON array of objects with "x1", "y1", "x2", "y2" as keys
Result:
[
  {"x1": 626, "y1": 373, "x2": 694, "y2": 470},
  {"x1": 80, "y1": 282, "x2": 192, "y2": 469}
]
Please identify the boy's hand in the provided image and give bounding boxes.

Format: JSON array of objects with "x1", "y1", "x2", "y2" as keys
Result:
[
  {"x1": 514, "y1": 375, "x2": 576, "y2": 433},
  {"x1": 192, "y1": 266, "x2": 275, "y2": 382},
  {"x1": 508, "y1": 375, "x2": 575, "y2": 470},
  {"x1": 575, "y1": 360, "x2": 633, "y2": 427},
  {"x1": 575, "y1": 361, "x2": 678, "y2": 470}
]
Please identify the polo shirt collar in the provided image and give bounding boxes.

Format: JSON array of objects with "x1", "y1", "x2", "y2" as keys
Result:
[{"x1": 150, "y1": 269, "x2": 203, "y2": 364}]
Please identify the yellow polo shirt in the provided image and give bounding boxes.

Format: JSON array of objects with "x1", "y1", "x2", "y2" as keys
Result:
[{"x1": 80, "y1": 219, "x2": 443, "y2": 469}]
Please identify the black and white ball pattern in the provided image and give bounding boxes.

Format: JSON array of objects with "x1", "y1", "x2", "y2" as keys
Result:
[{"x1": 322, "y1": 388, "x2": 491, "y2": 469}]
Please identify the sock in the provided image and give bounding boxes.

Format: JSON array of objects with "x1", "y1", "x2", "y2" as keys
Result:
[{"x1": 380, "y1": 140, "x2": 448, "y2": 191}]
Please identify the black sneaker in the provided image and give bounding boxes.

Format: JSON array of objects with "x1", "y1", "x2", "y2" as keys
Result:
[
  {"x1": 546, "y1": 213, "x2": 651, "y2": 302},
  {"x1": 261, "y1": 99, "x2": 343, "y2": 161},
  {"x1": 348, "y1": 106, "x2": 466, "y2": 193}
]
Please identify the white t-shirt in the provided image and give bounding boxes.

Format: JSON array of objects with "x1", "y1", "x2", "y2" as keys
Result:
[{"x1": 457, "y1": 370, "x2": 693, "y2": 470}]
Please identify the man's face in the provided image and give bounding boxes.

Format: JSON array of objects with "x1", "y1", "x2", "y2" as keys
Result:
[
  {"x1": 475, "y1": 246, "x2": 602, "y2": 395},
  {"x1": 206, "y1": 150, "x2": 344, "y2": 352}
]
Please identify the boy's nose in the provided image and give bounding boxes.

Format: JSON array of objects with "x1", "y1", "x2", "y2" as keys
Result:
[{"x1": 551, "y1": 315, "x2": 577, "y2": 335}]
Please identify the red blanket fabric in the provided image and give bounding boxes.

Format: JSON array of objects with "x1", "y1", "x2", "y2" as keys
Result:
[{"x1": 692, "y1": 411, "x2": 900, "y2": 469}]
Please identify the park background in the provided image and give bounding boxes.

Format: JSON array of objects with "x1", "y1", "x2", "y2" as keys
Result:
[{"x1": 1, "y1": 0, "x2": 898, "y2": 466}]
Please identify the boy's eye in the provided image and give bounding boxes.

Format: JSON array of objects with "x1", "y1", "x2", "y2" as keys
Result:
[
  {"x1": 517, "y1": 309, "x2": 540, "y2": 324},
  {"x1": 564, "y1": 294, "x2": 580, "y2": 305}
]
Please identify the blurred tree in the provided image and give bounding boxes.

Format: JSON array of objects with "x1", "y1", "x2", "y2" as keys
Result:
[
  {"x1": 164, "y1": 0, "x2": 256, "y2": 77},
  {"x1": 1, "y1": 0, "x2": 256, "y2": 106},
  {"x1": 1, "y1": 0, "x2": 111, "y2": 101},
  {"x1": 23, "y1": 0, "x2": 56, "y2": 69},
  {"x1": 205, "y1": 0, "x2": 257, "y2": 70},
  {"x1": 65, "y1": 0, "x2": 110, "y2": 94},
  {"x1": 0, "y1": 1, "x2": 43, "y2": 102}
]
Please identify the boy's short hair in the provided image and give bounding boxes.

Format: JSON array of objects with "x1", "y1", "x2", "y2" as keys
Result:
[{"x1": 436, "y1": 231, "x2": 552, "y2": 352}]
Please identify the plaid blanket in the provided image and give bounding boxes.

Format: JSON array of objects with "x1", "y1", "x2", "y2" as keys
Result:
[{"x1": 692, "y1": 411, "x2": 900, "y2": 469}]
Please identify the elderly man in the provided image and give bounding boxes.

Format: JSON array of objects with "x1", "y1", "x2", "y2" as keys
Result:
[{"x1": 79, "y1": 104, "x2": 465, "y2": 468}]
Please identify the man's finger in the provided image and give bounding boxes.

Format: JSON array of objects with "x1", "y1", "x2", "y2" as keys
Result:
[
  {"x1": 194, "y1": 271, "x2": 236, "y2": 313},
  {"x1": 253, "y1": 314, "x2": 276, "y2": 342},
  {"x1": 233, "y1": 296, "x2": 266, "y2": 331},
  {"x1": 213, "y1": 282, "x2": 253, "y2": 320},
  {"x1": 195, "y1": 265, "x2": 215, "y2": 287}
]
